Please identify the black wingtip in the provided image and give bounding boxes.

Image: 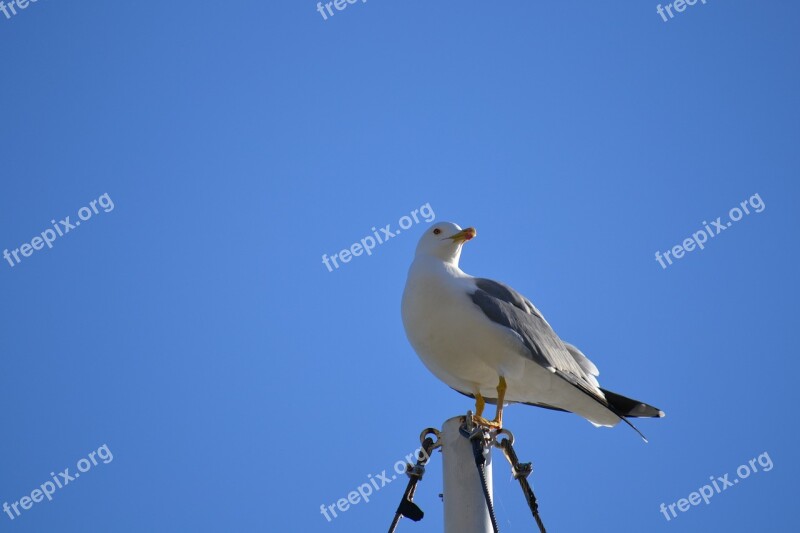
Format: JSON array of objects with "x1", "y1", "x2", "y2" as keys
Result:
[{"x1": 600, "y1": 388, "x2": 665, "y2": 419}]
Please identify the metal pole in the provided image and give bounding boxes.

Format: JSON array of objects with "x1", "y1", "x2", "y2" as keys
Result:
[{"x1": 442, "y1": 416, "x2": 493, "y2": 533}]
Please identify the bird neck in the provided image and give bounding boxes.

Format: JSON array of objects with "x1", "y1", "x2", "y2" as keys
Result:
[{"x1": 411, "y1": 255, "x2": 468, "y2": 279}]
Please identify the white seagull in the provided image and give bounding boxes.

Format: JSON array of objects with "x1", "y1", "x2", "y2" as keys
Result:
[{"x1": 401, "y1": 222, "x2": 664, "y2": 437}]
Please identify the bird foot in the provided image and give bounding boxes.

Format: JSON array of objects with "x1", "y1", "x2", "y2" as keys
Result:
[{"x1": 472, "y1": 415, "x2": 502, "y2": 429}]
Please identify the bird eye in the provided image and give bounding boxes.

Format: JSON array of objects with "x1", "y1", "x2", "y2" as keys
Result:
[{"x1": 433, "y1": 228, "x2": 441, "y2": 235}]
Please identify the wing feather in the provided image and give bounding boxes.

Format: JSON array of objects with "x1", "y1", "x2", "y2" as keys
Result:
[{"x1": 470, "y1": 278, "x2": 603, "y2": 396}]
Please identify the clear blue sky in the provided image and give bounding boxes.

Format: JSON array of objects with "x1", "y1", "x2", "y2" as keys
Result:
[{"x1": 1, "y1": 1, "x2": 798, "y2": 531}]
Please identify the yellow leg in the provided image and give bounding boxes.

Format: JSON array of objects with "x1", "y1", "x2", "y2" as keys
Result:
[
  {"x1": 474, "y1": 393, "x2": 485, "y2": 418},
  {"x1": 492, "y1": 376, "x2": 507, "y2": 427},
  {"x1": 472, "y1": 376, "x2": 507, "y2": 429}
]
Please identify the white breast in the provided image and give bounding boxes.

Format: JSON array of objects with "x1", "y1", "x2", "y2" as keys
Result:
[{"x1": 401, "y1": 258, "x2": 526, "y2": 396}]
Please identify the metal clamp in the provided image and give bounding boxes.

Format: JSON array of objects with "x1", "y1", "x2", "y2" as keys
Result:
[{"x1": 419, "y1": 427, "x2": 442, "y2": 451}]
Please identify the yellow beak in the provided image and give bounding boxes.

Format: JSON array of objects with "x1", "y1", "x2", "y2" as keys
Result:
[{"x1": 448, "y1": 227, "x2": 477, "y2": 243}]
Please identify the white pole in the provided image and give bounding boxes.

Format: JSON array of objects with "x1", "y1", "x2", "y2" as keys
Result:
[{"x1": 442, "y1": 416, "x2": 493, "y2": 533}]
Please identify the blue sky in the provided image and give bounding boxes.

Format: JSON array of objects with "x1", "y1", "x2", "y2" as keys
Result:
[{"x1": 1, "y1": 1, "x2": 798, "y2": 531}]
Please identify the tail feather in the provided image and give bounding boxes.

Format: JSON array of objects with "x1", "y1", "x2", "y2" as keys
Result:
[{"x1": 600, "y1": 388, "x2": 665, "y2": 419}]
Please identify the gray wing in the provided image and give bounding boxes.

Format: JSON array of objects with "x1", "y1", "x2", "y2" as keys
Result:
[
  {"x1": 470, "y1": 277, "x2": 657, "y2": 441},
  {"x1": 470, "y1": 278, "x2": 602, "y2": 394},
  {"x1": 563, "y1": 343, "x2": 600, "y2": 388}
]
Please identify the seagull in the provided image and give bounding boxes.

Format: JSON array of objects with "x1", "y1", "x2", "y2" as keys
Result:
[{"x1": 401, "y1": 222, "x2": 664, "y2": 437}]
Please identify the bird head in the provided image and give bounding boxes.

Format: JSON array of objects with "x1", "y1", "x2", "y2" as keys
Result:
[{"x1": 414, "y1": 222, "x2": 476, "y2": 264}]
